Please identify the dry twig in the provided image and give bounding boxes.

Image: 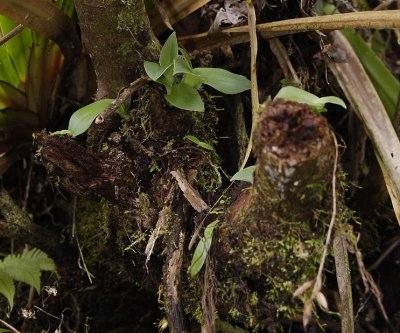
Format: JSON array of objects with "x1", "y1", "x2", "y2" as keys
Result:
[
  {"x1": 302, "y1": 132, "x2": 339, "y2": 329},
  {"x1": 95, "y1": 76, "x2": 149, "y2": 124},
  {"x1": 240, "y1": 0, "x2": 259, "y2": 170},
  {"x1": 179, "y1": 10, "x2": 400, "y2": 50},
  {"x1": 0, "y1": 319, "x2": 21, "y2": 333},
  {"x1": 0, "y1": 24, "x2": 24, "y2": 46}
]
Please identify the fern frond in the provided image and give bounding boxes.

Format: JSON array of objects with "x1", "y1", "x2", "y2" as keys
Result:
[{"x1": 0, "y1": 248, "x2": 57, "y2": 310}]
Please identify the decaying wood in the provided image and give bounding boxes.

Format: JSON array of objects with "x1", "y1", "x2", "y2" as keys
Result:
[
  {"x1": 201, "y1": 258, "x2": 216, "y2": 333},
  {"x1": 164, "y1": 222, "x2": 189, "y2": 333},
  {"x1": 333, "y1": 232, "x2": 354, "y2": 333},
  {"x1": 251, "y1": 99, "x2": 334, "y2": 221},
  {"x1": 171, "y1": 170, "x2": 209, "y2": 212},
  {"x1": 145, "y1": 185, "x2": 176, "y2": 267},
  {"x1": 35, "y1": 133, "x2": 137, "y2": 206}
]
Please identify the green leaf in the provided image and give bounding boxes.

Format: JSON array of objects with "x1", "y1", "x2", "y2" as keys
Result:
[
  {"x1": 0, "y1": 255, "x2": 40, "y2": 292},
  {"x1": 58, "y1": 0, "x2": 75, "y2": 17},
  {"x1": 231, "y1": 165, "x2": 256, "y2": 183},
  {"x1": 157, "y1": 75, "x2": 173, "y2": 94},
  {"x1": 159, "y1": 32, "x2": 179, "y2": 68},
  {"x1": 173, "y1": 57, "x2": 193, "y2": 75},
  {"x1": 144, "y1": 61, "x2": 172, "y2": 81},
  {"x1": 179, "y1": 47, "x2": 193, "y2": 69},
  {"x1": 190, "y1": 221, "x2": 219, "y2": 277},
  {"x1": 0, "y1": 269, "x2": 15, "y2": 309},
  {"x1": 21, "y1": 248, "x2": 57, "y2": 273},
  {"x1": 184, "y1": 135, "x2": 215, "y2": 151},
  {"x1": 182, "y1": 73, "x2": 203, "y2": 89},
  {"x1": 342, "y1": 28, "x2": 400, "y2": 118},
  {"x1": 161, "y1": 65, "x2": 175, "y2": 87},
  {"x1": 204, "y1": 220, "x2": 218, "y2": 238},
  {"x1": 0, "y1": 249, "x2": 56, "y2": 309},
  {"x1": 68, "y1": 99, "x2": 113, "y2": 136},
  {"x1": 0, "y1": 81, "x2": 27, "y2": 110},
  {"x1": 0, "y1": 46, "x2": 19, "y2": 88},
  {"x1": 0, "y1": 16, "x2": 32, "y2": 82},
  {"x1": 275, "y1": 86, "x2": 346, "y2": 112},
  {"x1": 165, "y1": 83, "x2": 204, "y2": 112},
  {"x1": 192, "y1": 68, "x2": 251, "y2": 94}
]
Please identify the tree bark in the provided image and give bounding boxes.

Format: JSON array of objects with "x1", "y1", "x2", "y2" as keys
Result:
[{"x1": 73, "y1": 0, "x2": 159, "y2": 98}]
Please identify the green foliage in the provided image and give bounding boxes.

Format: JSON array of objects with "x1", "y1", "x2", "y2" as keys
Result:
[
  {"x1": 0, "y1": 248, "x2": 57, "y2": 310},
  {"x1": 144, "y1": 32, "x2": 250, "y2": 111},
  {"x1": 56, "y1": 99, "x2": 113, "y2": 137},
  {"x1": 0, "y1": 0, "x2": 74, "y2": 174},
  {"x1": 321, "y1": 2, "x2": 399, "y2": 118},
  {"x1": 190, "y1": 220, "x2": 219, "y2": 277},
  {"x1": 341, "y1": 28, "x2": 400, "y2": 118},
  {"x1": 53, "y1": 97, "x2": 131, "y2": 137},
  {"x1": 275, "y1": 86, "x2": 346, "y2": 113},
  {"x1": 231, "y1": 165, "x2": 256, "y2": 183},
  {"x1": 184, "y1": 135, "x2": 215, "y2": 152}
]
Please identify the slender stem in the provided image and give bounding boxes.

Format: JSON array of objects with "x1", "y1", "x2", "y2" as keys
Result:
[
  {"x1": 311, "y1": 132, "x2": 339, "y2": 299},
  {"x1": 179, "y1": 10, "x2": 400, "y2": 50},
  {"x1": 240, "y1": 1, "x2": 259, "y2": 170},
  {"x1": 0, "y1": 24, "x2": 24, "y2": 46},
  {"x1": 95, "y1": 76, "x2": 149, "y2": 124},
  {"x1": 0, "y1": 319, "x2": 21, "y2": 333}
]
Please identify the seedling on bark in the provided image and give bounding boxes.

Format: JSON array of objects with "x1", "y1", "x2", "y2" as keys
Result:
[{"x1": 144, "y1": 32, "x2": 251, "y2": 112}]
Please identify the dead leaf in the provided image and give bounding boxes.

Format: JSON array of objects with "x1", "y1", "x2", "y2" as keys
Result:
[
  {"x1": 316, "y1": 291, "x2": 329, "y2": 311},
  {"x1": 303, "y1": 300, "x2": 313, "y2": 330},
  {"x1": 208, "y1": 0, "x2": 248, "y2": 33},
  {"x1": 171, "y1": 170, "x2": 209, "y2": 212}
]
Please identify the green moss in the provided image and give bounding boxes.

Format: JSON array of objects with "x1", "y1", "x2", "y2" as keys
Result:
[
  {"x1": 201, "y1": 187, "x2": 343, "y2": 332},
  {"x1": 115, "y1": 0, "x2": 160, "y2": 65},
  {"x1": 195, "y1": 162, "x2": 222, "y2": 193},
  {"x1": 75, "y1": 198, "x2": 110, "y2": 268}
]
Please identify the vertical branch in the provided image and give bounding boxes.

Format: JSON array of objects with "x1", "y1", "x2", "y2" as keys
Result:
[
  {"x1": 240, "y1": 1, "x2": 259, "y2": 170},
  {"x1": 333, "y1": 233, "x2": 354, "y2": 333},
  {"x1": 0, "y1": 187, "x2": 56, "y2": 248},
  {"x1": 73, "y1": 0, "x2": 160, "y2": 98}
]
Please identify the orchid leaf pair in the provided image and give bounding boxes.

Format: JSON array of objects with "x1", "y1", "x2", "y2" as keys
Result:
[{"x1": 144, "y1": 32, "x2": 251, "y2": 112}]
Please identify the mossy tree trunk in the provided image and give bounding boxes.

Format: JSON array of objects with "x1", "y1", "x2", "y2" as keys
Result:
[{"x1": 33, "y1": 1, "x2": 345, "y2": 332}]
